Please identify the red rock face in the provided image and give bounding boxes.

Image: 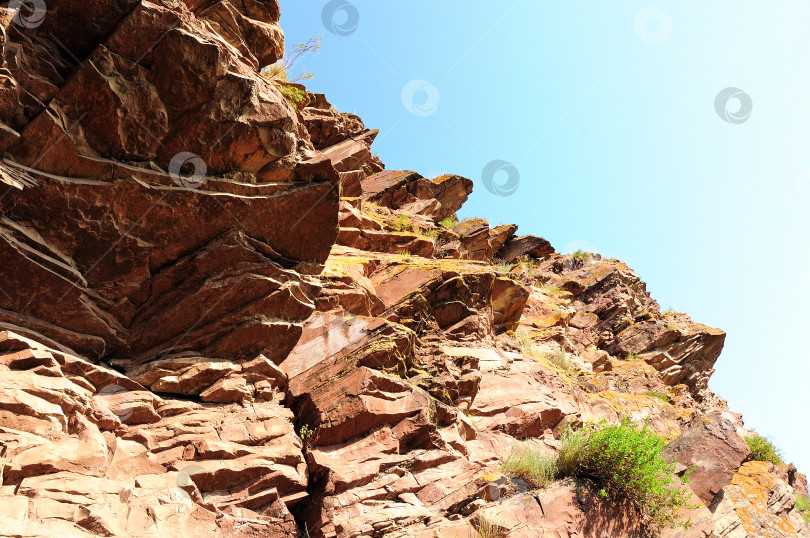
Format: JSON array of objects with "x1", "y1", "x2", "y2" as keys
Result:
[
  {"x1": 662, "y1": 412, "x2": 751, "y2": 503},
  {"x1": 0, "y1": 0, "x2": 338, "y2": 369},
  {"x1": 0, "y1": 329, "x2": 304, "y2": 536},
  {"x1": 0, "y1": 2, "x2": 806, "y2": 538}
]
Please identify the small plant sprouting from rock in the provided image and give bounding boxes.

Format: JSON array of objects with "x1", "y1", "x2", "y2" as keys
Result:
[
  {"x1": 392, "y1": 214, "x2": 414, "y2": 232},
  {"x1": 391, "y1": 214, "x2": 435, "y2": 239},
  {"x1": 624, "y1": 353, "x2": 641, "y2": 361},
  {"x1": 473, "y1": 514, "x2": 509, "y2": 538},
  {"x1": 423, "y1": 227, "x2": 442, "y2": 241},
  {"x1": 547, "y1": 349, "x2": 572, "y2": 372},
  {"x1": 745, "y1": 434, "x2": 783, "y2": 466},
  {"x1": 502, "y1": 444, "x2": 557, "y2": 488},
  {"x1": 263, "y1": 36, "x2": 323, "y2": 82},
  {"x1": 644, "y1": 391, "x2": 673, "y2": 404},
  {"x1": 299, "y1": 424, "x2": 316, "y2": 447},
  {"x1": 439, "y1": 216, "x2": 459, "y2": 229},
  {"x1": 518, "y1": 256, "x2": 536, "y2": 271},
  {"x1": 571, "y1": 249, "x2": 587, "y2": 260},
  {"x1": 278, "y1": 85, "x2": 309, "y2": 108},
  {"x1": 515, "y1": 330, "x2": 575, "y2": 374},
  {"x1": 502, "y1": 418, "x2": 695, "y2": 530},
  {"x1": 494, "y1": 262, "x2": 514, "y2": 273},
  {"x1": 514, "y1": 328, "x2": 535, "y2": 357},
  {"x1": 399, "y1": 249, "x2": 413, "y2": 262}
]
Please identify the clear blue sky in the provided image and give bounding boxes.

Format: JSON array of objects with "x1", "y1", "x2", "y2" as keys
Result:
[{"x1": 280, "y1": 1, "x2": 810, "y2": 472}]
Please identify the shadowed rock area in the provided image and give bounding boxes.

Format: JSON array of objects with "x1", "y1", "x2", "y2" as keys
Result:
[{"x1": 0, "y1": 2, "x2": 807, "y2": 537}]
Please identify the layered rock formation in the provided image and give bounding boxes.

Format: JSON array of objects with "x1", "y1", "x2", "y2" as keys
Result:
[
  {"x1": 0, "y1": 0, "x2": 337, "y2": 368},
  {"x1": 0, "y1": 1, "x2": 806, "y2": 537}
]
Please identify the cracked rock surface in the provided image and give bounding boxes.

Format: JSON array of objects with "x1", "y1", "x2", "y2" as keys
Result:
[{"x1": 0, "y1": 2, "x2": 807, "y2": 537}]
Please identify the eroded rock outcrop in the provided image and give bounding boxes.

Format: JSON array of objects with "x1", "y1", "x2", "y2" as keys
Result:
[
  {"x1": 0, "y1": 2, "x2": 805, "y2": 537},
  {"x1": 0, "y1": 330, "x2": 304, "y2": 537},
  {"x1": 0, "y1": 0, "x2": 337, "y2": 370}
]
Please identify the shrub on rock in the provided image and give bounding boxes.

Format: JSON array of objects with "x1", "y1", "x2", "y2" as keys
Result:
[
  {"x1": 745, "y1": 434, "x2": 784, "y2": 466},
  {"x1": 503, "y1": 418, "x2": 694, "y2": 529}
]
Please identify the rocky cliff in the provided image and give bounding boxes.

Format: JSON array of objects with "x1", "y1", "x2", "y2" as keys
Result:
[{"x1": 0, "y1": 1, "x2": 806, "y2": 537}]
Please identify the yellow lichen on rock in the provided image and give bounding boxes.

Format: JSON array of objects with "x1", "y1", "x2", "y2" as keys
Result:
[{"x1": 726, "y1": 461, "x2": 798, "y2": 537}]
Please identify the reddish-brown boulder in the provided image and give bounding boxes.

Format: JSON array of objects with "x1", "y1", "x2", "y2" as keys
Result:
[
  {"x1": 492, "y1": 277, "x2": 531, "y2": 333},
  {"x1": 662, "y1": 412, "x2": 750, "y2": 504},
  {"x1": 607, "y1": 315, "x2": 727, "y2": 392},
  {"x1": 489, "y1": 224, "x2": 519, "y2": 254},
  {"x1": 453, "y1": 218, "x2": 494, "y2": 261},
  {"x1": 496, "y1": 235, "x2": 555, "y2": 263},
  {"x1": 361, "y1": 170, "x2": 473, "y2": 222}
]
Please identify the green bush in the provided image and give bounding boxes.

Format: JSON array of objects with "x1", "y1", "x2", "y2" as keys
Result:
[
  {"x1": 745, "y1": 434, "x2": 783, "y2": 466},
  {"x1": 571, "y1": 249, "x2": 587, "y2": 260},
  {"x1": 796, "y1": 495, "x2": 810, "y2": 523},
  {"x1": 278, "y1": 85, "x2": 308, "y2": 107},
  {"x1": 503, "y1": 418, "x2": 694, "y2": 529},
  {"x1": 563, "y1": 418, "x2": 693, "y2": 528}
]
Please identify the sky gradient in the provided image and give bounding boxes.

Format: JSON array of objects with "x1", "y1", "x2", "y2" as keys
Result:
[{"x1": 280, "y1": 1, "x2": 810, "y2": 471}]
